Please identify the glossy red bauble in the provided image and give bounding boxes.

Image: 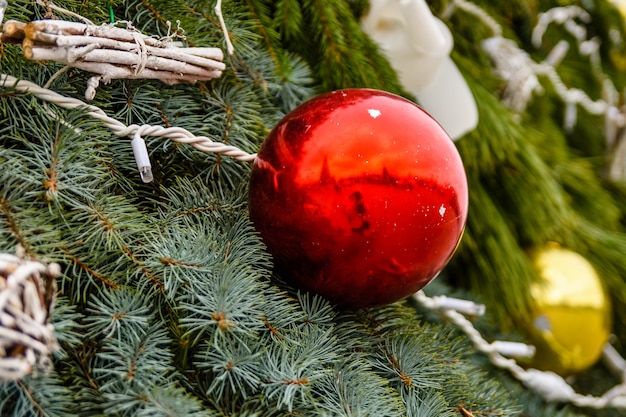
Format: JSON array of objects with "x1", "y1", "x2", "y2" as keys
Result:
[{"x1": 249, "y1": 89, "x2": 468, "y2": 308}]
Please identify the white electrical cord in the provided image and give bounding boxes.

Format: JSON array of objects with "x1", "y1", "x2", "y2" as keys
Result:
[{"x1": 0, "y1": 74, "x2": 257, "y2": 183}]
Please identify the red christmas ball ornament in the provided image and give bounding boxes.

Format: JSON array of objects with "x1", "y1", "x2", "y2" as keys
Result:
[{"x1": 249, "y1": 88, "x2": 468, "y2": 308}]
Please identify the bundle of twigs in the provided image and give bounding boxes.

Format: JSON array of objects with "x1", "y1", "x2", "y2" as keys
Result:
[
  {"x1": 0, "y1": 252, "x2": 59, "y2": 382},
  {"x1": 1, "y1": 19, "x2": 226, "y2": 99}
]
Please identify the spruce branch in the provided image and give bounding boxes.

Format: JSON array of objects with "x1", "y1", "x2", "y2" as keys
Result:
[
  {"x1": 0, "y1": 160, "x2": 66, "y2": 259},
  {"x1": 313, "y1": 358, "x2": 404, "y2": 417},
  {"x1": 197, "y1": 336, "x2": 263, "y2": 401},
  {"x1": 372, "y1": 331, "x2": 445, "y2": 392},
  {"x1": 84, "y1": 287, "x2": 151, "y2": 341},
  {"x1": 0, "y1": 371, "x2": 76, "y2": 417},
  {"x1": 297, "y1": 291, "x2": 336, "y2": 329},
  {"x1": 246, "y1": 0, "x2": 408, "y2": 95},
  {"x1": 402, "y1": 389, "x2": 454, "y2": 417},
  {"x1": 5, "y1": 1, "x2": 624, "y2": 416},
  {"x1": 131, "y1": 385, "x2": 215, "y2": 417},
  {"x1": 178, "y1": 264, "x2": 266, "y2": 347},
  {"x1": 258, "y1": 291, "x2": 307, "y2": 343}
]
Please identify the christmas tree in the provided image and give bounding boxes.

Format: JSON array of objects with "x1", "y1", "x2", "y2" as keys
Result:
[{"x1": 2, "y1": 0, "x2": 626, "y2": 416}]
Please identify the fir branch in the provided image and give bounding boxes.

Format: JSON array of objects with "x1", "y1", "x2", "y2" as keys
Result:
[
  {"x1": 313, "y1": 358, "x2": 404, "y2": 417},
  {"x1": 196, "y1": 336, "x2": 263, "y2": 400},
  {"x1": 133, "y1": 385, "x2": 215, "y2": 417},
  {"x1": 5, "y1": 1, "x2": 624, "y2": 416},
  {"x1": 0, "y1": 372, "x2": 76, "y2": 417},
  {"x1": 259, "y1": 326, "x2": 337, "y2": 412},
  {"x1": 85, "y1": 287, "x2": 151, "y2": 341},
  {"x1": 265, "y1": 0, "x2": 408, "y2": 95},
  {"x1": 559, "y1": 215, "x2": 626, "y2": 330},
  {"x1": 372, "y1": 331, "x2": 445, "y2": 392},
  {"x1": 272, "y1": 0, "x2": 304, "y2": 43},
  {"x1": 402, "y1": 389, "x2": 454, "y2": 417},
  {"x1": 556, "y1": 158, "x2": 622, "y2": 230},
  {"x1": 243, "y1": 0, "x2": 317, "y2": 113},
  {"x1": 447, "y1": 179, "x2": 537, "y2": 328},
  {"x1": 453, "y1": 82, "x2": 524, "y2": 175},
  {"x1": 243, "y1": 0, "x2": 283, "y2": 73}
]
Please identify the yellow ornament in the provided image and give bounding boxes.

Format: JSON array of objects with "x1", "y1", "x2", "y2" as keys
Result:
[
  {"x1": 524, "y1": 243, "x2": 612, "y2": 376},
  {"x1": 609, "y1": 0, "x2": 626, "y2": 72},
  {"x1": 609, "y1": 0, "x2": 626, "y2": 18}
]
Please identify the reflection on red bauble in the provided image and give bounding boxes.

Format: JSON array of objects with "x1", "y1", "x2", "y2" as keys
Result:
[{"x1": 249, "y1": 88, "x2": 468, "y2": 308}]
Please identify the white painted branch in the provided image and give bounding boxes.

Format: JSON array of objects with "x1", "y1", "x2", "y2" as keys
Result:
[
  {"x1": 47, "y1": 34, "x2": 225, "y2": 68},
  {"x1": 26, "y1": 46, "x2": 224, "y2": 77},
  {"x1": 25, "y1": 20, "x2": 166, "y2": 48},
  {"x1": 1, "y1": 20, "x2": 25, "y2": 38},
  {"x1": 72, "y1": 61, "x2": 222, "y2": 82}
]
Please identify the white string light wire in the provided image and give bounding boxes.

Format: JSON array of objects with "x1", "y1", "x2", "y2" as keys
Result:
[
  {"x1": 413, "y1": 290, "x2": 626, "y2": 409},
  {"x1": 0, "y1": 74, "x2": 257, "y2": 182}
]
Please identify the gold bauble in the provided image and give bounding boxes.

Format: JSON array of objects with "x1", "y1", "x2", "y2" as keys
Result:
[
  {"x1": 609, "y1": 0, "x2": 626, "y2": 71},
  {"x1": 610, "y1": 0, "x2": 626, "y2": 17},
  {"x1": 524, "y1": 243, "x2": 612, "y2": 376}
]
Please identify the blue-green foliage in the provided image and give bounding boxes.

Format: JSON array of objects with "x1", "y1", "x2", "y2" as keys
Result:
[{"x1": 4, "y1": 0, "x2": 624, "y2": 417}]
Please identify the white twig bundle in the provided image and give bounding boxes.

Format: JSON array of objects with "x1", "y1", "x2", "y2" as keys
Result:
[
  {"x1": 1, "y1": 19, "x2": 226, "y2": 100},
  {"x1": 0, "y1": 251, "x2": 59, "y2": 382}
]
